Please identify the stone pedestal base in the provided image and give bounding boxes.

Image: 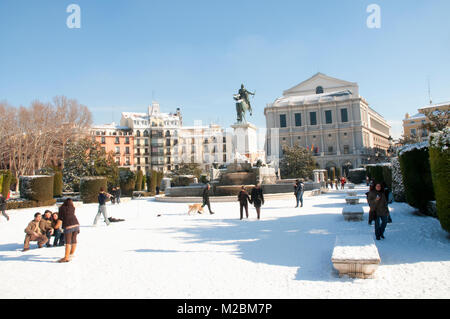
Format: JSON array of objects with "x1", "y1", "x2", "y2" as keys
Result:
[{"x1": 332, "y1": 235, "x2": 381, "y2": 279}]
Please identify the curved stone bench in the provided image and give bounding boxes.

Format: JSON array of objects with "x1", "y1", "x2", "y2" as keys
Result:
[
  {"x1": 342, "y1": 205, "x2": 364, "y2": 221},
  {"x1": 332, "y1": 235, "x2": 381, "y2": 279},
  {"x1": 347, "y1": 191, "x2": 357, "y2": 197}
]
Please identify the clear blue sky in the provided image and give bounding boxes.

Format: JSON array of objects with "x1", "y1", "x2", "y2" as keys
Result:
[{"x1": 1, "y1": 0, "x2": 449, "y2": 138}]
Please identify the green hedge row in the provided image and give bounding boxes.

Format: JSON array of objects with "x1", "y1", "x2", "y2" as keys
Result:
[
  {"x1": 0, "y1": 170, "x2": 13, "y2": 198},
  {"x1": 135, "y1": 170, "x2": 143, "y2": 191},
  {"x1": 80, "y1": 177, "x2": 107, "y2": 203},
  {"x1": 6, "y1": 198, "x2": 57, "y2": 210},
  {"x1": 429, "y1": 134, "x2": 450, "y2": 232},
  {"x1": 119, "y1": 168, "x2": 136, "y2": 196},
  {"x1": 19, "y1": 175, "x2": 54, "y2": 202},
  {"x1": 399, "y1": 147, "x2": 435, "y2": 214},
  {"x1": 53, "y1": 171, "x2": 63, "y2": 197},
  {"x1": 365, "y1": 164, "x2": 392, "y2": 189}
]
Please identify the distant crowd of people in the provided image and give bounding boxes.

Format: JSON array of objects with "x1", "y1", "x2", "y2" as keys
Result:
[{"x1": 323, "y1": 177, "x2": 348, "y2": 190}]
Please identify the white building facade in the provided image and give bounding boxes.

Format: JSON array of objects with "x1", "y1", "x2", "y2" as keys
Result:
[{"x1": 264, "y1": 73, "x2": 391, "y2": 175}]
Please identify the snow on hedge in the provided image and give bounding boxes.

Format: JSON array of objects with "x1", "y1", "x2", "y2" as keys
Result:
[
  {"x1": 398, "y1": 141, "x2": 429, "y2": 156},
  {"x1": 429, "y1": 128, "x2": 450, "y2": 151}
]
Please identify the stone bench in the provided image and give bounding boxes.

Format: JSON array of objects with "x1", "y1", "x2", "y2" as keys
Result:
[
  {"x1": 331, "y1": 235, "x2": 381, "y2": 279},
  {"x1": 345, "y1": 196, "x2": 360, "y2": 205},
  {"x1": 342, "y1": 205, "x2": 364, "y2": 221},
  {"x1": 347, "y1": 191, "x2": 357, "y2": 197},
  {"x1": 347, "y1": 183, "x2": 355, "y2": 189}
]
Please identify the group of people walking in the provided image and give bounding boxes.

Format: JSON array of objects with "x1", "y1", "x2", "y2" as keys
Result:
[
  {"x1": 201, "y1": 183, "x2": 265, "y2": 220},
  {"x1": 324, "y1": 177, "x2": 347, "y2": 190}
]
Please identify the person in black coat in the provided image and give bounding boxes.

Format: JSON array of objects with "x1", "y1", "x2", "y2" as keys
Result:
[
  {"x1": 294, "y1": 179, "x2": 305, "y2": 208},
  {"x1": 201, "y1": 184, "x2": 214, "y2": 214},
  {"x1": 250, "y1": 183, "x2": 264, "y2": 220},
  {"x1": 237, "y1": 186, "x2": 251, "y2": 220}
]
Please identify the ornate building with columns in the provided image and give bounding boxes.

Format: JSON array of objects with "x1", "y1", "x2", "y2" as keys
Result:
[{"x1": 264, "y1": 73, "x2": 391, "y2": 175}]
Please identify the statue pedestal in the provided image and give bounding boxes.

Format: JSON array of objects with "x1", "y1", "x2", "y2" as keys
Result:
[{"x1": 231, "y1": 123, "x2": 258, "y2": 163}]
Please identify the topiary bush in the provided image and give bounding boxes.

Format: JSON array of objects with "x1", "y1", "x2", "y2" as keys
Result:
[
  {"x1": 53, "y1": 171, "x2": 63, "y2": 197},
  {"x1": 348, "y1": 168, "x2": 366, "y2": 184},
  {"x1": 19, "y1": 175, "x2": 54, "y2": 201},
  {"x1": 135, "y1": 170, "x2": 143, "y2": 191},
  {"x1": 0, "y1": 170, "x2": 13, "y2": 198},
  {"x1": 119, "y1": 168, "x2": 136, "y2": 196},
  {"x1": 429, "y1": 129, "x2": 450, "y2": 232},
  {"x1": 399, "y1": 143, "x2": 435, "y2": 215},
  {"x1": 80, "y1": 177, "x2": 107, "y2": 204}
]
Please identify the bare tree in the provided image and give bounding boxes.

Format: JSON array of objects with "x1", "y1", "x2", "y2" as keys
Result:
[{"x1": 0, "y1": 97, "x2": 93, "y2": 191}]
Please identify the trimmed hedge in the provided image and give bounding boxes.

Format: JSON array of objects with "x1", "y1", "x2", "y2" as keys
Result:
[
  {"x1": 119, "y1": 169, "x2": 136, "y2": 196},
  {"x1": 399, "y1": 147, "x2": 435, "y2": 214},
  {"x1": 0, "y1": 170, "x2": 13, "y2": 198},
  {"x1": 135, "y1": 170, "x2": 143, "y2": 191},
  {"x1": 348, "y1": 169, "x2": 366, "y2": 184},
  {"x1": 429, "y1": 133, "x2": 450, "y2": 232},
  {"x1": 6, "y1": 198, "x2": 57, "y2": 210},
  {"x1": 19, "y1": 175, "x2": 54, "y2": 201},
  {"x1": 365, "y1": 164, "x2": 392, "y2": 189},
  {"x1": 80, "y1": 177, "x2": 107, "y2": 204},
  {"x1": 53, "y1": 171, "x2": 63, "y2": 197}
]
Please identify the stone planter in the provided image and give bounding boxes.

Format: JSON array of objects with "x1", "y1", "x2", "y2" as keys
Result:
[{"x1": 332, "y1": 235, "x2": 381, "y2": 279}]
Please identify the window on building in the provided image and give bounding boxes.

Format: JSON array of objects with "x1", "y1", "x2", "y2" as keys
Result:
[
  {"x1": 316, "y1": 86, "x2": 324, "y2": 94},
  {"x1": 310, "y1": 112, "x2": 317, "y2": 125},
  {"x1": 325, "y1": 110, "x2": 332, "y2": 124},
  {"x1": 115, "y1": 146, "x2": 120, "y2": 154},
  {"x1": 344, "y1": 145, "x2": 350, "y2": 154},
  {"x1": 136, "y1": 130, "x2": 141, "y2": 137},
  {"x1": 411, "y1": 128, "x2": 417, "y2": 136},
  {"x1": 341, "y1": 108, "x2": 349, "y2": 123},
  {"x1": 328, "y1": 146, "x2": 333, "y2": 153},
  {"x1": 101, "y1": 137, "x2": 105, "y2": 144},
  {"x1": 295, "y1": 113, "x2": 302, "y2": 127},
  {"x1": 280, "y1": 114, "x2": 287, "y2": 128},
  {"x1": 115, "y1": 137, "x2": 120, "y2": 144},
  {"x1": 125, "y1": 147, "x2": 130, "y2": 154},
  {"x1": 125, "y1": 137, "x2": 130, "y2": 144}
]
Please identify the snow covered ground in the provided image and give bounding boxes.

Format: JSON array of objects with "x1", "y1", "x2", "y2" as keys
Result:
[{"x1": 0, "y1": 185, "x2": 449, "y2": 299}]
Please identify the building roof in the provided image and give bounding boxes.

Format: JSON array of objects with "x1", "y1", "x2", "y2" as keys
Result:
[
  {"x1": 270, "y1": 89, "x2": 353, "y2": 107},
  {"x1": 419, "y1": 101, "x2": 450, "y2": 110}
]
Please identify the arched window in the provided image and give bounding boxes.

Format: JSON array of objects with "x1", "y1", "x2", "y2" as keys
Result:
[
  {"x1": 136, "y1": 130, "x2": 141, "y2": 137},
  {"x1": 316, "y1": 86, "x2": 324, "y2": 94}
]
